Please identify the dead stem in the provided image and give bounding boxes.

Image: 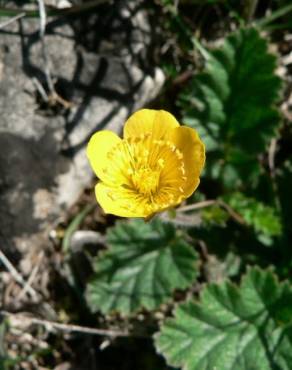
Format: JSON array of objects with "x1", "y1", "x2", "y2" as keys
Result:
[
  {"x1": 0, "y1": 311, "x2": 148, "y2": 339},
  {"x1": 0, "y1": 12, "x2": 25, "y2": 29},
  {"x1": 0, "y1": 249, "x2": 38, "y2": 300},
  {"x1": 177, "y1": 199, "x2": 245, "y2": 225}
]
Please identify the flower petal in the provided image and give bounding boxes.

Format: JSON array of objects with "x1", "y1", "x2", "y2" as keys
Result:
[
  {"x1": 124, "y1": 109, "x2": 179, "y2": 140},
  {"x1": 95, "y1": 183, "x2": 148, "y2": 218},
  {"x1": 170, "y1": 126, "x2": 205, "y2": 197},
  {"x1": 87, "y1": 130, "x2": 122, "y2": 181}
]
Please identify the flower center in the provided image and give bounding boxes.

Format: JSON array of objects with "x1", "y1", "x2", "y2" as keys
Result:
[{"x1": 131, "y1": 167, "x2": 160, "y2": 195}]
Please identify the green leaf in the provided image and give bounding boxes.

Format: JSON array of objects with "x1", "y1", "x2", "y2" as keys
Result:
[
  {"x1": 180, "y1": 27, "x2": 281, "y2": 186},
  {"x1": 155, "y1": 267, "x2": 292, "y2": 370},
  {"x1": 224, "y1": 192, "x2": 282, "y2": 245},
  {"x1": 202, "y1": 205, "x2": 229, "y2": 227},
  {"x1": 86, "y1": 219, "x2": 198, "y2": 314}
]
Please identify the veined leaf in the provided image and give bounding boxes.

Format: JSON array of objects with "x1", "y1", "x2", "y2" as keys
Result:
[
  {"x1": 224, "y1": 192, "x2": 282, "y2": 245},
  {"x1": 86, "y1": 219, "x2": 198, "y2": 314},
  {"x1": 155, "y1": 267, "x2": 292, "y2": 370},
  {"x1": 180, "y1": 28, "x2": 281, "y2": 186}
]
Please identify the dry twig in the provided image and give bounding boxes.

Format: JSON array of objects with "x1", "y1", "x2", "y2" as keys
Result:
[
  {"x1": 177, "y1": 200, "x2": 217, "y2": 213},
  {"x1": 268, "y1": 138, "x2": 277, "y2": 178},
  {"x1": 36, "y1": 0, "x2": 55, "y2": 95},
  {"x1": 34, "y1": 0, "x2": 73, "y2": 109},
  {"x1": 0, "y1": 249, "x2": 38, "y2": 300},
  {"x1": 0, "y1": 311, "x2": 146, "y2": 338},
  {"x1": 177, "y1": 199, "x2": 245, "y2": 225},
  {"x1": 32, "y1": 76, "x2": 49, "y2": 102},
  {"x1": 16, "y1": 251, "x2": 44, "y2": 301},
  {"x1": 0, "y1": 12, "x2": 25, "y2": 29}
]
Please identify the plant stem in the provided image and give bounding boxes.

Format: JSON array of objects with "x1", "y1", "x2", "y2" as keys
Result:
[
  {"x1": 256, "y1": 3, "x2": 292, "y2": 28},
  {"x1": 243, "y1": 0, "x2": 259, "y2": 22},
  {"x1": 0, "y1": 310, "x2": 147, "y2": 338}
]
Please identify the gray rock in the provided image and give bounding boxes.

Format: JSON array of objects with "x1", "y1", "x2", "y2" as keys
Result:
[{"x1": 0, "y1": 1, "x2": 164, "y2": 254}]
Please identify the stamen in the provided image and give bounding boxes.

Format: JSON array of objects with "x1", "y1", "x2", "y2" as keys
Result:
[
  {"x1": 158, "y1": 158, "x2": 165, "y2": 168},
  {"x1": 175, "y1": 149, "x2": 183, "y2": 159},
  {"x1": 107, "y1": 134, "x2": 188, "y2": 212},
  {"x1": 180, "y1": 166, "x2": 186, "y2": 175}
]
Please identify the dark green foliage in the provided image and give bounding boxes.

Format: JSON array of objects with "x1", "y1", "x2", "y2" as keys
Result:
[
  {"x1": 87, "y1": 219, "x2": 198, "y2": 314},
  {"x1": 1, "y1": 0, "x2": 291, "y2": 368},
  {"x1": 84, "y1": 6, "x2": 291, "y2": 370},
  {"x1": 224, "y1": 192, "x2": 282, "y2": 245},
  {"x1": 202, "y1": 204, "x2": 229, "y2": 227},
  {"x1": 155, "y1": 267, "x2": 292, "y2": 370},
  {"x1": 179, "y1": 27, "x2": 282, "y2": 187}
]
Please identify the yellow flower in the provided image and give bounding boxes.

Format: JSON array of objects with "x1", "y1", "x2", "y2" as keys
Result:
[{"x1": 87, "y1": 109, "x2": 205, "y2": 218}]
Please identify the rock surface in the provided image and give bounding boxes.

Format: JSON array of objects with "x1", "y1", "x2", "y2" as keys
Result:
[{"x1": 0, "y1": 1, "x2": 164, "y2": 254}]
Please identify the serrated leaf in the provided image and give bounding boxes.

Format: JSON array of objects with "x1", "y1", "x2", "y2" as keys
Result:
[
  {"x1": 180, "y1": 28, "x2": 281, "y2": 186},
  {"x1": 86, "y1": 219, "x2": 198, "y2": 314},
  {"x1": 224, "y1": 192, "x2": 282, "y2": 245},
  {"x1": 202, "y1": 205, "x2": 229, "y2": 227},
  {"x1": 155, "y1": 267, "x2": 292, "y2": 370}
]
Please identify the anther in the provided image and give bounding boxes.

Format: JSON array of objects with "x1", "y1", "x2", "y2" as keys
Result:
[
  {"x1": 154, "y1": 139, "x2": 163, "y2": 146},
  {"x1": 158, "y1": 158, "x2": 165, "y2": 168},
  {"x1": 180, "y1": 166, "x2": 186, "y2": 175},
  {"x1": 175, "y1": 149, "x2": 183, "y2": 159}
]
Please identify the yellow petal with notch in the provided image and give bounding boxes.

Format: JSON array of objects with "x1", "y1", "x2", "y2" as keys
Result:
[{"x1": 123, "y1": 109, "x2": 179, "y2": 140}]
